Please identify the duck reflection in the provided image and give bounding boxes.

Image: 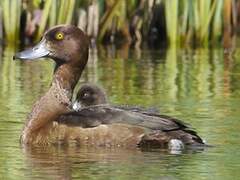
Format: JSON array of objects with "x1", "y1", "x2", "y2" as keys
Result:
[
  {"x1": 22, "y1": 145, "x2": 203, "y2": 179},
  {"x1": 22, "y1": 146, "x2": 145, "y2": 179}
]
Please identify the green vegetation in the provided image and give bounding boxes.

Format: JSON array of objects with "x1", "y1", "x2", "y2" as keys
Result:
[
  {"x1": 0, "y1": 0, "x2": 238, "y2": 47},
  {"x1": 1, "y1": 0, "x2": 21, "y2": 46}
]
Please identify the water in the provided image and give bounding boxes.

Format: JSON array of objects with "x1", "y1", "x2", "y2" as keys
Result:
[{"x1": 0, "y1": 45, "x2": 240, "y2": 179}]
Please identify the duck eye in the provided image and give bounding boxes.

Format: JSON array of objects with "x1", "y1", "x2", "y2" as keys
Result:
[
  {"x1": 83, "y1": 93, "x2": 89, "y2": 97},
  {"x1": 55, "y1": 32, "x2": 64, "y2": 40}
]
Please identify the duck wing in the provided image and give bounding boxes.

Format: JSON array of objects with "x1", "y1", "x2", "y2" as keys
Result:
[
  {"x1": 114, "y1": 105, "x2": 160, "y2": 114},
  {"x1": 113, "y1": 105, "x2": 190, "y2": 130},
  {"x1": 57, "y1": 105, "x2": 190, "y2": 131}
]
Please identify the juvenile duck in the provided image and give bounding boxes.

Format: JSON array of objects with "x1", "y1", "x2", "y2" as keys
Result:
[
  {"x1": 14, "y1": 25, "x2": 205, "y2": 149},
  {"x1": 72, "y1": 83, "x2": 158, "y2": 114},
  {"x1": 73, "y1": 83, "x2": 108, "y2": 110}
]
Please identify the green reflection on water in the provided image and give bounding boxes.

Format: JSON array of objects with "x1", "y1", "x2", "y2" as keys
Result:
[{"x1": 0, "y1": 45, "x2": 240, "y2": 179}]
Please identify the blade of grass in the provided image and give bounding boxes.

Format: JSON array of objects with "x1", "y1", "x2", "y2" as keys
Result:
[
  {"x1": 10, "y1": 0, "x2": 21, "y2": 44},
  {"x1": 57, "y1": 0, "x2": 68, "y2": 24},
  {"x1": 181, "y1": 0, "x2": 189, "y2": 36},
  {"x1": 98, "y1": 0, "x2": 122, "y2": 42},
  {"x1": 49, "y1": 0, "x2": 57, "y2": 27},
  {"x1": 65, "y1": 0, "x2": 76, "y2": 24},
  {"x1": 201, "y1": 0, "x2": 217, "y2": 43},
  {"x1": 212, "y1": 0, "x2": 223, "y2": 39},
  {"x1": 37, "y1": 0, "x2": 52, "y2": 39},
  {"x1": 165, "y1": 0, "x2": 179, "y2": 46},
  {"x1": 2, "y1": 0, "x2": 10, "y2": 42}
]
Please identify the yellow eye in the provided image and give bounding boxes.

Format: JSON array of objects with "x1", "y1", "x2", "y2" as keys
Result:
[{"x1": 55, "y1": 32, "x2": 64, "y2": 40}]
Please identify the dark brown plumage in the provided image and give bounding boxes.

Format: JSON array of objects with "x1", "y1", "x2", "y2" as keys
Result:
[
  {"x1": 14, "y1": 25, "x2": 206, "y2": 149},
  {"x1": 58, "y1": 84, "x2": 205, "y2": 149},
  {"x1": 74, "y1": 83, "x2": 107, "y2": 108},
  {"x1": 14, "y1": 25, "x2": 89, "y2": 145}
]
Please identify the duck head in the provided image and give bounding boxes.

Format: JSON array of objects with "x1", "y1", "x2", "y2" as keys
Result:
[
  {"x1": 14, "y1": 24, "x2": 89, "y2": 68},
  {"x1": 14, "y1": 24, "x2": 89, "y2": 93},
  {"x1": 73, "y1": 84, "x2": 107, "y2": 110}
]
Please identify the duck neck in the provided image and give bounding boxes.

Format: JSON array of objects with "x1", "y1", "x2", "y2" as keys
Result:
[
  {"x1": 52, "y1": 63, "x2": 83, "y2": 98},
  {"x1": 21, "y1": 62, "x2": 86, "y2": 145}
]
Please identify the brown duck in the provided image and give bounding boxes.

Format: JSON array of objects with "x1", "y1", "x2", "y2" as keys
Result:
[{"x1": 14, "y1": 25, "x2": 206, "y2": 149}]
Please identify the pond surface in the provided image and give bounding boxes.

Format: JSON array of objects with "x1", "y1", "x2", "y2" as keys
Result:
[{"x1": 0, "y1": 45, "x2": 240, "y2": 179}]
